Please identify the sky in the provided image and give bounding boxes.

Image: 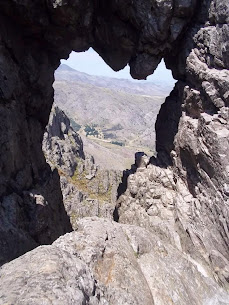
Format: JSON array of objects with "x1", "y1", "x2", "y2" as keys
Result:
[{"x1": 61, "y1": 48, "x2": 175, "y2": 85}]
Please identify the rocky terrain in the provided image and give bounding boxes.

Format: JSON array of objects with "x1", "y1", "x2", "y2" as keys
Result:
[
  {"x1": 43, "y1": 105, "x2": 122, "y2": 229},
  {"x1": 80, "y1": 134, "x2": 143, "y2": 171},
  {"x1": 1, "y1": 217, "x2": 228, "y2": 305},
  {"x1": 0, "y1": 0, "x2": 229, "y2": 304}
]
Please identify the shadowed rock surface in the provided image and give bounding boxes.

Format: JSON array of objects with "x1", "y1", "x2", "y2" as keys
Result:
[
  {"x1": 0, "y1": 0, "x2": 229, "y2": 304},
  {"x1": 0, "y1": 0, "x2": 196, "y2": 262}
]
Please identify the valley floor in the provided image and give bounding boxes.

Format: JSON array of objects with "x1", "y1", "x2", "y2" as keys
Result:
[{"x1": 81, "y1": 134, "x2": 155, "y2": 171}]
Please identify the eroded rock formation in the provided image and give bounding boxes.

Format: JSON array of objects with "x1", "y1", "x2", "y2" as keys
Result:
[
  {"x1": 0, "y1": 0, "x2": 229, "y2": 304},
  {"x1": 118, "y1": 0, "x2": 229, "y2": 289},
  {"x1": 0, "y1": 0, "x2": 198, "y2": 263},
  {"x1": 43, "y1": 105, "x2": 122, "y2": 228}
]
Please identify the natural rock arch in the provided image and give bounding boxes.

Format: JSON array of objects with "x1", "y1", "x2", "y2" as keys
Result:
[{"x1": 0, "y1": 0, "x2": 229, "y2": 289}]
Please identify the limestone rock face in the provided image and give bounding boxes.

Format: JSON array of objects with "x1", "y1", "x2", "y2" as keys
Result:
[
  {"x1": 117, "y1": 0, "x2": 229, "y2": 289},
  {"x1": 43, "y1": 105, "x2": 122, "y2": 229},
  {"x1": 164, "y1": 0, "x2": 229, "y2": 287},
  {"x1": 1, "y1": 218, "x2": 228, "y2": 305},
  {"x1": 43, "y1": 105, "x2": 85, "y2": 177}
]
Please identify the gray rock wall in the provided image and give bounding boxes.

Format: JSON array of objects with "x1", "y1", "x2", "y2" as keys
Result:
[
  {"x1": 0, "y1": 0, "x2": 199, "y2": 262},
  {"x1": 0, "y1": 8, "x2": 72, "y2": 265},
  {"x1": 118, "y1": 0, "x2": 229, "y2": 288},
  {"x1": 161, "y1": 0, "x2": 229, "y2": 285},
  {"x1": 43, "y1": 105, "x2": 122, "y2": 229}
]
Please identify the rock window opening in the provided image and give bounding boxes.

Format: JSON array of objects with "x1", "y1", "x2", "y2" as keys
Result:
[
  {"x1": 1, "y1": 1, "x2": 229, "y2": 301},
  {"x1": 42, "y1": 48, "x2": 175, "y2": 227}
]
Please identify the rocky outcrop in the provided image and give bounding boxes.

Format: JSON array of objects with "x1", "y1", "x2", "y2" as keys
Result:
[
  {"x1": 43, "y1": 105, "x2": 122, "y2": 228},
  {"x1": 0, "y1": 3, "x2": 75, "y2": 264},
  {"x1": 117, "y1": 0, "x2": 229, "y2": 289},
  {"x1": 0, "y1": 0, "x2": 197, "y2": 78},
  {"x1": 0, "y1": 0, "x2": 198, "y2": 263},
  {"x1": 161, "y1": 0, "x2": 229, "y2": 287},
  {"x1": 1, "y1": 217, "x2": 228, "y2": 305},
  {"x1": 43, "y1": 105, "x2": 85, "y2": 177}
]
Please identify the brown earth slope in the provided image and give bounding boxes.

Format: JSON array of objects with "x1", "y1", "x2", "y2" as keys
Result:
[{"x1": 54, "y1": 65, "x2": 167, "y2": 169}]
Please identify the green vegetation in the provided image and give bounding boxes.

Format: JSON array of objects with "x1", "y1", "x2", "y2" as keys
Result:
[
  {"x1": 71, "y1": 168, "x2": 112, "y2": 203},
  {"x1": 111, "y1": 141, "x2": 125, "y2": 147},
  {"x1": 84, "y1": 125, "x2": 99, "y2": 137},
  {"x1": 70, "y1": 118, "x2": 81, "y2": 132},
  {"x1": 133, "y1": 250, "x2": 140, "y2": 258}
]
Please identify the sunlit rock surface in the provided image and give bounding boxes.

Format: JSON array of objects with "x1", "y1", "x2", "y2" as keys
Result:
[
  {"x1": 116, "y1": 0, "x2": 229, "y2": 290},
  {"x1": 1, "y1": 217, "x2": 228, "y2": 305},
  {"x1": 43, "y1": 105, "x2": 122, "y2": 229}
]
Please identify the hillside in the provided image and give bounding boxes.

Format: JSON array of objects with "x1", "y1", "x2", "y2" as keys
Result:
[
  {"x1": 54, "y1": 65, "x2": 166, "y2": 169},
  {"x1": 56, "y1": 64, "x2": 171, "y2": 96}
]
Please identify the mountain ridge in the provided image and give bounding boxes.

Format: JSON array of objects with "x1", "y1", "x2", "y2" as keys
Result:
[
  {"x1": 56, "y1": 64, "x2": 172, "y2": 97},
  {"x1": 54, "y1": 71, "x2": 164, "y2": 154}
]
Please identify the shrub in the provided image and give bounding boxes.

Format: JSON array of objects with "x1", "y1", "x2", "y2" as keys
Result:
[
  {"x1": 111, "y1": 141, "x2": 124, "y2": 146},
  {"x1": 70, "y1": 118, "x2": 81, "y2": 132},
  {"x1": 84, "y1": 125, "x2": 99, "y2": 137}
]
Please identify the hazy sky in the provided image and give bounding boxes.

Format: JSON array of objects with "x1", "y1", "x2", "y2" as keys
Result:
[{"x1": 61, "y1": 48, "x2": 175, "y2": 85}]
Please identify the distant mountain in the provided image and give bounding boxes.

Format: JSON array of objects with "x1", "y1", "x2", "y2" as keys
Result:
[
  {"x1": 58, "y1": 64, "x2": 76, "y2": 72},
  {"x1": 55, "y1": 64, "x2": 171, "y2": 97}
]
